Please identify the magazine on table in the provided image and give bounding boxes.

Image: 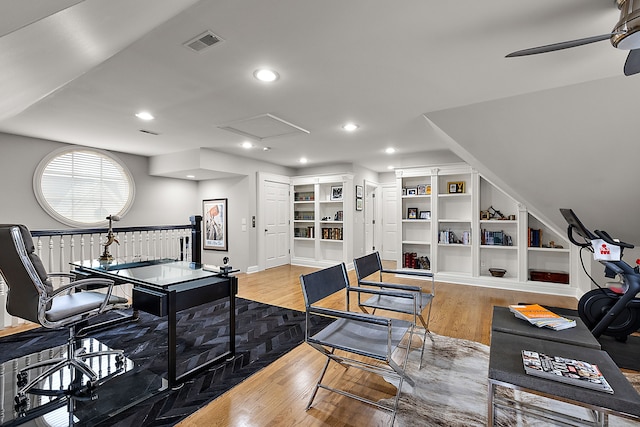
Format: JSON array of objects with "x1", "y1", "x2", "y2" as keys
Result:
[
  {"x1": 509, "y1": 304, "x2": 576, "y2": 331},
  {"x1": 521, "y1": 350, "x2": 614, "y2": 394}
]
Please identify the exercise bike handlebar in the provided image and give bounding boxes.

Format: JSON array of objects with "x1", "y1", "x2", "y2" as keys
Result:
[
  {"x1": 593, "y1": 229, "x2": 635, "y2": 250},
  {"x1": 566, "y1": 224, "x2": 593, "y2": 248}
]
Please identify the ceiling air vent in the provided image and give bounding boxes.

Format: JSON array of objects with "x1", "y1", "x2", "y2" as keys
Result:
[{"x1": 183, "y1": 31, "x2": 223, "y2": 53}]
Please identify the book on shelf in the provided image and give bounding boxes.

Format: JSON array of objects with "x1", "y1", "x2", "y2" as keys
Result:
[
  {"x1": 521, "y1": 350, "x2": 613, "y2": 394},
  {"x1": 528, "y1": 227, "x2": 542, "y2": 247},
  {"x1": 509, "y1": 304, "x2": 576, "y2": 331}
]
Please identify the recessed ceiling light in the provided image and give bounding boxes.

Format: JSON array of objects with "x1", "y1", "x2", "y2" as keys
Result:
[
  {"x1": 254, "y1": 68, "x2": 279, "y2": 82},
  {"x1": 387, "y1": 165, "x2": 395, "y2": 170},
  {"x1": 299, "y1": 157, "x2": 308, "y2": 164},
  {"x1": 263, "y1": 147, "x2": 271, "y2": 151},
  {"x1": 135, "y1": 111, "x2": 154, "y2": 121},
  {"x1": 186, "y1": 174, "x2": 195, "y2": 179},
  {"x1": 385, "y1": 147, "x2": 396, "y2": 154},
  {"x1": 241, "y1": 141, "x2": 253, "y2": 149},
  {"x1": 342, "y1": 123, "x2": 359, "y2": 132}
]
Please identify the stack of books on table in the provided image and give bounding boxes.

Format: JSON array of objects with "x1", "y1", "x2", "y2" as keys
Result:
[
  {"x1": 509, "y1": 304, "x2": 576, "y2": 331},
  {"x1": 522, "y1": 350, "x2": 614, "y2": 393}
]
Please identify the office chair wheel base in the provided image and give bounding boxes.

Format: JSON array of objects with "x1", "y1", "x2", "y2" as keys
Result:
[{"x1": 16, "y1": 371, "x2": 28, "y2": 387}]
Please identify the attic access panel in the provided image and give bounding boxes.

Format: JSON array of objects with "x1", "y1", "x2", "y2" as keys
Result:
[{"x1": 218, "y1": 114, "x2": 310, "y2": 140}]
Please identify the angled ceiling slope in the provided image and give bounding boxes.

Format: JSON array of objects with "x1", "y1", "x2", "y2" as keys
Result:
[{"x1": 0, "y1": 0, "x2": 200, "y2": 121}]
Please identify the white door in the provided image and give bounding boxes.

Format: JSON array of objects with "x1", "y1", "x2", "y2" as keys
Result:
[
  {"x1": 264, "y1": 180, "x2": 290, "y2": 269},
  {"x1": 381, "y1": 184, "x2": 397, "y2": 261}
]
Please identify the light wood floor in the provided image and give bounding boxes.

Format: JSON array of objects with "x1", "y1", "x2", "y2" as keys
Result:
[{"x1": 177, "y1": 263, "x2": 578, "y2": 427}]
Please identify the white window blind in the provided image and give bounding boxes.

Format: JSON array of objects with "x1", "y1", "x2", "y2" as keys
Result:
[{"x1": 34, "y1": 147, "x2": 135, "y2": 226}]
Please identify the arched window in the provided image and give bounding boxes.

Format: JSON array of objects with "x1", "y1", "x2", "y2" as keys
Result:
[{"x1": 33, "y1": 146, "x2": 135, "y2": 227}]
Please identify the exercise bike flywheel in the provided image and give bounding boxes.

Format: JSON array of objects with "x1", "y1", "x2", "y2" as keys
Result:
[{"x1": 578, "y1": 288, "x2": 640, "y2": 340}]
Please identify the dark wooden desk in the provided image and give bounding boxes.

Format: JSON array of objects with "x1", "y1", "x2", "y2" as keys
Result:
[
  {"x1": 488, "y1": 331, "x2": 640, "y2": 426},
  {"x1": 72, "y1": 258, "x2": 237, "y2": 388}
]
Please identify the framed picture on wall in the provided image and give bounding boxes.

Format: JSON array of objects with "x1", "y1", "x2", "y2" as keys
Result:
[
  {"x1": 203, "y1": 198, "x2": 228, "y2": 251},
  {"x1": 355, "y1": 185, "x2": 363, "y2": 198},
  {"x1": 356, "y1": 198, "x2": 363, "y2": 211}
]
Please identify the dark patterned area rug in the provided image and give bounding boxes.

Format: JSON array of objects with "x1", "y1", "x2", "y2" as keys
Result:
[
  {"x1": 381, "y1": 334, "x2": 640, "y2": 427},
  {"x1": 0, "y1": 298, "x2": 331, "y2": 426}
]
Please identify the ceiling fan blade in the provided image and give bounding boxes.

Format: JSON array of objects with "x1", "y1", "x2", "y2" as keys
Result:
[
  {"x1": 506, "y1": 33, "x2": 616, "y2": 57},
  {"x1": 624, "y1": 49, "x2": 640, "y2": 76}
]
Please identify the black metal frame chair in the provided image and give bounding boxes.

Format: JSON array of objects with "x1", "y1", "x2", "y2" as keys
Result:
[
  {"x1": 353, "y1": 251, "x2": 435, "y2": 367},
  {"x1": 0, "y1": 224, "x2": 129, "y2": 404},
  {"x1": 300, "y1": 262, "x2": 414, "y2": 425}
]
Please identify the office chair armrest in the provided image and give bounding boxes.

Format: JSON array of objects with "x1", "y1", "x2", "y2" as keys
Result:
[
  {"x1": 49, "y1": 278, "x2": 116, "y2": 297},
  {"x1": 309, "y1": 306, "x2": 391, "y2": 326},
  {"x1": 47, "y1": 272, "x2": 84, "y2": 293},
  {"x1": 381, "y1": 268, "x2": 433, "y2": 278},
  {"x1": 348, "y1": 286, "x2": 415, "y2": 300},
  {"x1": 48, "y1": 278, "x2": 118, "y2": 313},
  {"x1": 358, "y1": 279, "x2": 422, "y2": 293}
]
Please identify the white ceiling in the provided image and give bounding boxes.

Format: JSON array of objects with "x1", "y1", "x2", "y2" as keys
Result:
[{"x1": 2, "y1": 0, "x2": 639, "y2": 244}]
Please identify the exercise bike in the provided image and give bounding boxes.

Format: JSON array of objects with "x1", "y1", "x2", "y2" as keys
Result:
[{"x1": 561, "y1": 208, "x2": 640, "y2": 341}]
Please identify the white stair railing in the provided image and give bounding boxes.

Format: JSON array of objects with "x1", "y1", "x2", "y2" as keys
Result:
[{"x1": 0, "y1": 222, "x2": 197, "y2": 330}]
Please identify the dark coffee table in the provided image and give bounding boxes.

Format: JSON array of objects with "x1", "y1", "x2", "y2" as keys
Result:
[
  {"x1": 492, "y1": 306, "x2": 600, "y2": 349},
  {"x1": 488, "y1": 331, "x2": 640, "y2": 426}
]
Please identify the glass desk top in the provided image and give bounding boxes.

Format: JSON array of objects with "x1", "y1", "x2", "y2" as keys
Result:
[{"x1": 71, "y1": 258, "x2": 222, "y2": 288}]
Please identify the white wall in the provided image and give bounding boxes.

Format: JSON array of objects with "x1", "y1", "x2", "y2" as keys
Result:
[
  {"x1": 0, "y1": 133, "x2": 198, "y2": 229},
  {"x1": 198, "y1": 176, "x2": 251, "y2": 271}
]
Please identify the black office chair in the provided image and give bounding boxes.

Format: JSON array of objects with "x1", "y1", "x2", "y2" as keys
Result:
[
  {"x1": 300, "y1": 263, "x2": 414, "y2": 425},
  {"x1": 353, "y1": 251, "x2": 435, "y2": 368},
  {"x1": 0, "y1": 224, "x2": 129, "y2": 403}
]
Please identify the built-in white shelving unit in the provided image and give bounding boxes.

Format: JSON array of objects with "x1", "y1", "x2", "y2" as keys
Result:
[
  {"x1": 291, "y1": 174, "x2": 353, "y2": 268},
  {"x1": 396, "y1": 165, "x2": 573, "y2": 294}
]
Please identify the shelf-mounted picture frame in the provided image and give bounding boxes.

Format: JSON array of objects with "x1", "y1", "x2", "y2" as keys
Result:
[
  {"x1": 447, "y1": 181, "x2": 465, "y2": 194},
  {"x1": 203, "y1": 198, "x2": 228, "y2": 251},
  {"x1": 417, "y1": 184, "x2": 427, "y2": 195},
  {"x1": 356, "y1": 198, "x2": 363, "y2": 211},
  {"x1": 407, "y1": 207, "x2": 418, "y2": 219},
  {"x1": 355, "y1": 185, "x2": 363, "y2": 199},
  {"x1": 331, "y1": 186, "x2": 343, "y2": 201},
  {"x1": 419, "y1": 210, "x2": 431, "y2": 220},
  {"x1": 407, "y1": 187, "x2": 417, "y2": 196}
]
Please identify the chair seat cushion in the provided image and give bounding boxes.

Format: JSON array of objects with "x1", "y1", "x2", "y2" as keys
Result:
[
  {"x1": 46, "y1": 292, "x2": 128, "y2": 322},
  {"x1": 362, "y1": 292, "x2": 433, "y2": 314},
  {"x1": 310, "y1": 317, "x2": 411, "y2": 360}
]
